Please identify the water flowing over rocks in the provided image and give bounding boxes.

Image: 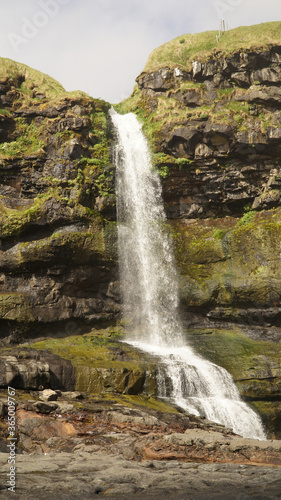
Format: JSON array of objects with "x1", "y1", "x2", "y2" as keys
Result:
[
  {"x1": 114, "y1": 28, "x2": 281, "y2": 434},
  {"x1": 1, "y1": 24, "x2": 281, "y2": 497},
  {"x1": 111, "y1": 111, "x2": 266, "y2": 439}
]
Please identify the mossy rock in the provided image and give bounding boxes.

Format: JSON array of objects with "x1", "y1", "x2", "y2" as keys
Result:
[
  {"x1": 169, "y1": 219, "x2": 233, "y2": 307},
  {"x1": 0, "y1": 190, "x2": 100, "y2": 238},
  {"x1": 229, "y1": 214, "x2": 281, "y2": 306},
  {"x1": 168, "y1": 210, "x2": 281, "y2": 310},
  {"x1": 0, "y1": 293, "x2": 35, "y2": 322},
  {"x1": 185, "y1": 327, "x2": 281, "y2": 398},
  {"x1": 251, "y1": 401, "x2": 281, "y2": 437},
  {"x1": 26, "y1": 329, "x2": 159, "y2": 396},
  {"x1": 74, "y1": 365, "x2": 156, "y2": 395},
  {"x1": 16, "y1": 230, "x2": 104, "y2": 268}
]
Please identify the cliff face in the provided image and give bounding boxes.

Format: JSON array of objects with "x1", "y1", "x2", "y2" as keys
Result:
[
  {"x1": 1, "y1": 24, "x2": 281, "y2": 437},
  {"x1": 115, "y1": 23, "x2": 281, "y2": 433},
  {"x1": 128, "y1": 41, "x2": 281, "y2": 219},
  {"x1": 117, "y1": 23, "x2": 281, "y2": 331},
  {"x1": 0, "y1": 59, "x2": 119, "y2": 344}
]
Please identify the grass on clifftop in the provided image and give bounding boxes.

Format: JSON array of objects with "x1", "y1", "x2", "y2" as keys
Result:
[
  {"x1": 144, "y1": 21, "x2": 281, "y2": 73},
  {"x1": 0, "y1": 57, "x2": 92, "y2": 102},
  {"x1": 0, "y1": 57, "x2": 65, "y2": 98}
]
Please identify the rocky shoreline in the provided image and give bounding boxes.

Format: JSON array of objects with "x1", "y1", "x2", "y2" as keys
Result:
[{"x1": 0, "y1": 389, "x2": 281, "y2": 498}]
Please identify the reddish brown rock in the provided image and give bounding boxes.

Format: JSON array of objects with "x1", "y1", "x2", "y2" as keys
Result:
[
  {"x1": 17, "y1": 409, "x2": 77, "y2": 452},
  {"x1": 142, "y1": 429, "x2": 281, "y2": 466}
]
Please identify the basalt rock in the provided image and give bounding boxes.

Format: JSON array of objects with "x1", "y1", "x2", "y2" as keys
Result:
[
  {"x1": 132, "y1": 41, "x2": 281, "y2": 220},
  {"x1": 0, "y1": 59, "x2": 119, "y2": 342},
  {"x1": 136, "y1": 45, "x2": 281, "y2": 93},
  {"x1": 0, "y1": 349, "x2": 75, "y2": 391},
  {"x1": 120, "y1": 30, "x2": 281, "y2": 335}
]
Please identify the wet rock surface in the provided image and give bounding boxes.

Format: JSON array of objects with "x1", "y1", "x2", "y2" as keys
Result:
[{"x1": 0, "y1": 391, "x2": 280, "y2": 499}]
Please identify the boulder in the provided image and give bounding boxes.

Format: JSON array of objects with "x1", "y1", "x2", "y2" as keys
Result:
[
  {"x1": 136, "y1": 68, "x2": 174, "y2": 91},
  {"x1": 32, "y1": 401, "x2": 59, "y2": 414},
  {"x1": 231, "y1": 71, "x2": 251, "y2": 87},
  {"x1": 39, "y1": 389, "x2": 58, "y2": 402},
  {"x1": 0, "y1": 350, "x2": 75, "y2": 390}
]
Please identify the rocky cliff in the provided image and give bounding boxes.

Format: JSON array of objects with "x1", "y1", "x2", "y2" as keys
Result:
[
  {"x1": 117, "y1": 22, "x2": 281, "y2": 329},
  {"x1": 115, "y1": 21, "x2": 281, "y2": 434},
  {"x1": 0, "y1": 58, "x2": 119, "y2": 345},
  {"x1": 0, "y1": 23, "x2": 281, "y2": 440}
]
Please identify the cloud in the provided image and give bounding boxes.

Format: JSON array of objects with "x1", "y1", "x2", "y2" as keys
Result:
[{"x1": 0, "y1": 0, "x2": 280, "y2": 103}]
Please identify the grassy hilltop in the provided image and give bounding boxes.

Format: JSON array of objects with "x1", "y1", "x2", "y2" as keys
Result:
[{"x1": 144, "y1": 21, "x2": 281, "y2": 73}]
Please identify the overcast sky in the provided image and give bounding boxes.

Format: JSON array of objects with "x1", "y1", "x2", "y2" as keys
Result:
[{"x1": 0, "y1": 0, "x2": 281, "y2": 103}]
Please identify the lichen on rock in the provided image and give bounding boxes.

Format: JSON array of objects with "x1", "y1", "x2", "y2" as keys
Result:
[{"x1": 0, "y1": 58, "x2": 118, "y2": 343}]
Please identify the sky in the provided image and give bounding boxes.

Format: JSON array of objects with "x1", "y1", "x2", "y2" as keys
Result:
[{"x1": 0, "y1": 0, "x2": 281, "y2": 103}]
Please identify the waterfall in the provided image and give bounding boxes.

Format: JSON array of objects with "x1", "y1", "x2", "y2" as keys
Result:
[{"x1": 111, "y1": 110, "x2": 266, "y2": 440}]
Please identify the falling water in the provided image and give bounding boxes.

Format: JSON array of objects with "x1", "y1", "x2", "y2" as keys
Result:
[{"x1": 111, "y1": 109, "x2": 266, "y2": 440}]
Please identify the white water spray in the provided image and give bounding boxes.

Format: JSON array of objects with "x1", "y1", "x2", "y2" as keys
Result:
[{"x1": 111, "y1": 110, "x2": 266, "y2": 440}]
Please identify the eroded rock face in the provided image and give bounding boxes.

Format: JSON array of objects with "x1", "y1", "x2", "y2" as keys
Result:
[
  {"x1": 130, "y1": 46, "x2": 281, "y2": 334},
  {"x1": 0, "y1": 350, "x2": 75, "y2": 390},
  {"x1": 137, "y1": 47, "x2": 281, "y2": 92},
  {"x1": 1, "y1": 50, "x2": 281, "y2": 440},
  {"x1": 135, "y1": 46, "x2": 281, "y2": 220},
  {"x1": 121, "y1": 45, "x2": 281, "y2": 433},
  {"x1": 0, "y1": 64, "x2": 119, "y2": 342}
]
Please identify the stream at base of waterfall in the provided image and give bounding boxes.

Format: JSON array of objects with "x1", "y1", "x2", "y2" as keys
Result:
[{"x1": 111, "y1": 109, "x2": 266, "y2": 440}]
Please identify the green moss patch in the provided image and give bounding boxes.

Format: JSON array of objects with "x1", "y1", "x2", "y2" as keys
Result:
[
  {"x1": 0, "y1": 118, "x2": 45, "y2": 159},
  {"x1": 0, "y1": 186, "x2": 104, "y2": 239},
  {"x1": 167, "y1": 209, "x2": 281, "y2": 308},
  {"x1": 169, "y1": 219, "x2": 234, "y2": 307},
  {"x1": 186, "y1": 327, "x2": 281, "y2": 390},
  {"x1": 251, "y1": 400, "x2": 281, "y2": 436},
  {"x1": 26, "y1": 329, "x2": 125, "y2": 367},
  {"x1": 95, "y1": 393, "x2": 180, "y2": 414},
  {"x1": 25, "y1": 330, "x2": 159, "y2": 395},
  {"x1": 10, "y1": 230, "x2": 104, "y2": 269},
  {"x1": 0, "y1": 293, "x2": 35, "y2": 322}
]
